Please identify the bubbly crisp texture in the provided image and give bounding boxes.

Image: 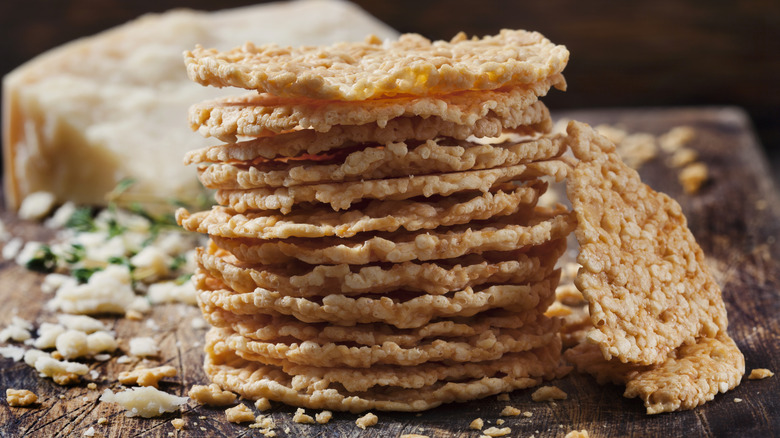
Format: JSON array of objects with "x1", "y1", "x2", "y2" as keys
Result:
[
  {"x1": 179, "y1": 184, "x2": 543, "y2": 239},
  {"x1": 215, "y1": 160, "x2": 569, "y2": 213},
  {"x1": 205, "y1": 307, "x2": 556, "y2": 348},
  {"x1": 565, "y1": 332, "x2": 744, "y2": 414},
  {"x1": 185, "y1": 114, "x2": 547, "y2": 162},
  {"x1": 203, "y1": 335, "x2": 562, "y2": 412},
  {"x1": 118, "y1": 365, "x2": 177, "y2": 388},
  {"x1": 184, "y1": 30, "x2": 569, "y2": 100},
  {"x1": 197, "y1": 271, "x2": 558, "y2": 329},
  {"x1": 207, "y1": 317, "x2": 560, "y2": 368},
  {"x1": 6, "y1": 389, "x2": 38, "y2": 407},
  {"x1": 196, "y1": 239, "x2": 565, "y2": 296},
  {"x1": 195, "y1": 136, "x2": 564, "y2": 189},
  {"x1": 211, "y1": 209, "x2": 575, "y2": 265},
  {"x1": 188, "y1": 84, "x2": 556, "y2": 139},
  {"x1": 564, "y1": 121, "x2": 728, "y2": 365}
]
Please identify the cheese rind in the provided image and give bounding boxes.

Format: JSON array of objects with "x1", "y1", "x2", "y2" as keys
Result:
[{"x1": 2, "y1": 0, "x2": 397, "y2": 211}]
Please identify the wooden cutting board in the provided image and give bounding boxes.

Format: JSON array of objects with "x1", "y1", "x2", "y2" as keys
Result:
[{"x1": 1, "y1": 107, "x2": 778, "y2": 437}]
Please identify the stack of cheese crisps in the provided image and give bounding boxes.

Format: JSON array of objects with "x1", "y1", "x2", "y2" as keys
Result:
[{"x1": 177, "y1": 30, "x2": 573, "y2": 412}]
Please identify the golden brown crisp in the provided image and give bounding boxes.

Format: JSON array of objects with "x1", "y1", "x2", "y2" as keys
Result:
[
  {"x1": 118, "y1": 365, "x2": 177, "y2": 388},
  {"x1": 187, "y1": 383, "x2": 237, "y2": 407},
  {"x1": 6, "y1": 389, "x2": 38, "y2": 407},
  {"x1": 748, "y1": 368, "x2": 774, "y2": 380},
  {"x1": 184, "y1": 30, "x2": 568, "y2": 100},
  {"x1": 188, "y1": 85, "x2": 556, "y2": 139},
  {"x1": 203, "y1": 336, "x2": 563, "y2": 412},
  {"x1": 179, "y1": 184, "x2": 545, "y2": 239},
  {"x1": 225, "y1": 403, "x2": 255, "y2": 423},
  {"x1": 564, "y1": 120, "x2": 728, "y2": 365},
  {"x1": 531, "y1": 385, "x2": 567, "y2": 402},
  {"x1": 196, "y1": 239, "x2": 564, "y2": 297},
  {"x1": 194, "y1": 136, "x2": 564, "y2": 190},
  {"x1": 214, "y1": 160, "x2": 569, "y2": 214},
  {"x1": 185, "y1": 114, "x2": 549, "y2": 163},
  {"x1": 209, "y1": 209, "x2": 575, "y2": 265}
]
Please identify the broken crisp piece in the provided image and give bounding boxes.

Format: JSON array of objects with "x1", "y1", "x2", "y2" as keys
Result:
[
  {"x1": 6, "y1": 389, "x2": 38, "y2": 407},
  {"x1": 225, "y1": 403, "x2": 255, "y2": 423},
  {"x1": 531, "y1": 385, "x2": 567, "y2": 402},
  {"x1": 748, "y1": 368, "x2": 774, "y2": 380},
  {"x1": 355, "y1": 412, "x2": 378, "y2": 429},
  {"x1": 564, "y1": 120, "x2": 728, "y2": 365},
  {"x1": 188, "y1": 383, "x2": 238, "y2": 406},
  {"x1": 118, "y1": 365, "x2": 177, "y2": 388}
]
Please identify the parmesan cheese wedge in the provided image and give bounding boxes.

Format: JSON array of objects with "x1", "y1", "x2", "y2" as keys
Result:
[{"x1": 3, "y1": 0, "x2": 396, "y2": 211}]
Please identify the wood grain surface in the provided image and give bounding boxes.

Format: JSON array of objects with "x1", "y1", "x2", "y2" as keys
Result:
[{"x1": 1, "y1": 107, "x2": 778, "y2": 437}]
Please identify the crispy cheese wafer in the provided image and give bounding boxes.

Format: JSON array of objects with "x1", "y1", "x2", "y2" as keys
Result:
[
  {"x1": 196, "y1": 238, "x2": 566, "y2": 296},
  {"x1": 188, "y1": 84, "x2": 556, "y2": 138},
  {"x1": 184, "y1": 30, "x2": 568, "y2": 100},
  {"x1": 211, "y1": 208, "x2": 575, "y2": 265},
  {"x1": 179, "y1": 184, "x2": 544, "y2": 239},
  {"x1": 564, "y1": 121, "x2": 728, "y2": 365},
  {"x1": 196, "y1": 136, "x2": 565, "y2": 189}
]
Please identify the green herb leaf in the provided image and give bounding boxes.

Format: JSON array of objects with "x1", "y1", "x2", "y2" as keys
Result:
[
  {"x1": 63, "y1": 244, "x2": 86, "y2": 264},
  {"x1": 25, "y1": 245, "x2": 58, "y2": 273},
  {"x1": 175, "y1": 273, "x2": 193, "y2": 285},
  {"x1": 72, "y1": 267, "x2": 102, "y2": 284},
  {"x1": 65, "y1": 207, "x2": 96, "y2": 232},
  {"x1": 169, "y1": 253, "x2": 188, "y2": 272}
]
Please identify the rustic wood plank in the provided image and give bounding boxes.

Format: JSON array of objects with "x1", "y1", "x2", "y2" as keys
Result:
[{"x1": 1, "y1": 107, "x2": 778, "y2": 437}]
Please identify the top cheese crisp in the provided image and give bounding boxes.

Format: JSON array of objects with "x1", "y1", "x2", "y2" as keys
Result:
[{"x1": 183, "y1": 29, "x2": 569, "y2": 100}]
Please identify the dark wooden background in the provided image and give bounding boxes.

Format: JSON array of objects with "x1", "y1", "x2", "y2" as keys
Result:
[{"x1": 1, "y1": 0, "x2": 779, "y2": 182}]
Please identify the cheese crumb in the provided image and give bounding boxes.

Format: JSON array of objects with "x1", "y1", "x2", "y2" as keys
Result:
[
  {"x1": 293, "y1": 407, "x2": 315, "y2": 424},
  {"x1": 355, "y1": 412, "x2": 378, "y2": 429},
  {"x1": 128, "y1": 337, "x2": 159, "y2": 357},
  {"x1": 55, "y1": 330, "x2": 117, "y2": 359},
  {"x1": 734, "y1": 398, "x2": 743, "y2": 403},
  {"x1": 500, "y1": 406, "x2": 522, "y2": 416},
  {"x1": 48, "y1": 265, "x2": 137, "y2": 314},
  {"x1": 496, "y1": 419, "x2": 505, "y2": 425},
  {"x1": 254, "y1": 397, "x2": 271, "y2": 411},
  {"x1": 99, "y1": 387, "x2": 187, "y2": 418},
  {"x1": 225, "y1": 404, "x2": 255, "y2": 423},
  {"x1": 24, "y1": 349, "x2": 88, "y2": 385},
  {"x1": 82, "y1": 426, "x2": 96, "y2": 437},
  {"x1": 523, "y1": 411, "x2": 533, "y2": 418},
  {"x1": 19, "y1": 191, "x2": 56, "y2": 221},
  {"x1": 97, "y1": 417, "x2": 108, "y2": 425},
  {"x1": 171, "y1": 418, "x2": 185, "y2": 430},
  {"x1": 531, "y1": 385, "x2": 568, "y2": 402},
  {"x1": 87, "y1": 383, "x2": 98, "y2": 390},
  {"x1": 0, "y1": 345, "x2": 26, "y2": 361},
  {"x1": 400, "y1": 435, "x2": 430, "y2": 438},
  {"x1": 0, "y1": 316, "x2": 33, "y2": 342},
  {"x1": 469, "y1": 418, "x2": 484, "y2": 430},
  {"x1": 748, "y1": 368, "x2": 774, "y2": 380},
  {"x1": 496, "y1": 393, "x2": 510, "y2": 401},
  {"x1": 482, "y1": 426, "x2": 512, "y2": 437},
  {"x1": 564, "y1": 430, "x2": 590, "y2": 438},
  {"x1": 188, "y1": 383, "x2": 237, "y2": 406},
  {"x1": 315, "y1": 410, "x2": 332, "y2": 424},
  {"x1": 119, "y1": 365, "x2": 177, "y2": 388},
  {"x1": 148, "y1": 280, "x2": 197, "y2": 305},
  {"x1": 6, "y1": 388, "x2": 38, "y2": 407}
]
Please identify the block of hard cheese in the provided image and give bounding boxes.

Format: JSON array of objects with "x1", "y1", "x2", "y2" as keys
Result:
[{"x1": 2, "y1": 0, "x2": 397, "y2": 211}]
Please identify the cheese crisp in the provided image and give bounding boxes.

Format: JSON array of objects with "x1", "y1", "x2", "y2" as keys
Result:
[{"x1": 184, "y1": 30, "x2": 569, "y2": 100}]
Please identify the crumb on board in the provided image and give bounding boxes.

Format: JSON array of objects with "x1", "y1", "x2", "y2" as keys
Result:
[
  {"x1": 355, "y1": 412, "x2": 378, "y2": 429},
  {"x1": 564, "y1": 430, "x2": 590, "y2": 438},
  {"x1": 482, "y1": 426, "x2": 512, "y2": 437},
  {"x1": 188, "y1": 383, "x2": 237, "y2": 406},
  {"x1": 6, "y1": 388, "x2": 38, "y2": 407},
  {"x1": 531, "y1": 385, "x2": 568, "y2": 402},
  {"x1": 118, "y1": 365, "x2": 177, "y2": 388},
  {"x1": 293, "y1": 407, "x2": 315, "y2": 424},
  {"x1": 171, "y1": 418, "x2": 185, "y2": 430},
  {"x1": 315, "y1": 410, "x2": 332, "y2": 424},
  {"x1": 748, "y1": 368, "x2": 774, "y2": 380},
  {"x1": 470, "y1": 418, "x2": 484, "y2": 430},
  {"x1": 225, "y1": 403, "x2": 255, "y2": 423},
  {"x1": 496, "y1": 393, "x2": 510, "y2": 401},
  {"x1": 254, "y1": 397, "x2": 271, "y2": 411},
  {"x1": 500, "y1": 405, "x2": 522, "y2": 416}
]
